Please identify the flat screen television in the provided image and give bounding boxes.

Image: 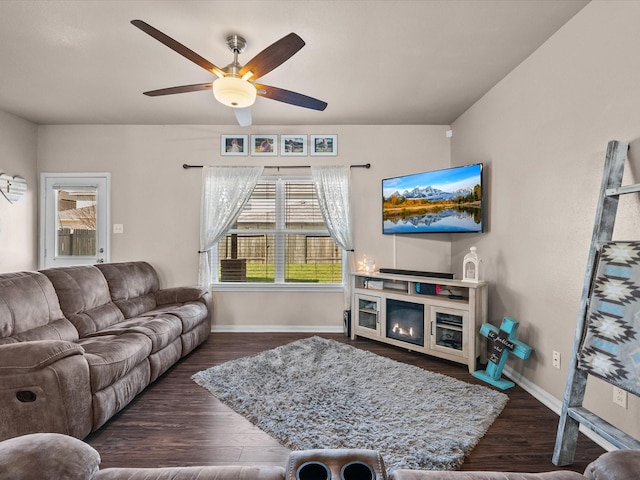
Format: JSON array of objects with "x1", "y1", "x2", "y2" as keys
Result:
[{"x1": 382, "y1": 163, "x2": 483, "y2": 234}]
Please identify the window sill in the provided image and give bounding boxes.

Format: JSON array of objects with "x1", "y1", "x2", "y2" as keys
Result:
[{"x1": 210, "y1": 283, "x2": 345, "y2": 293}]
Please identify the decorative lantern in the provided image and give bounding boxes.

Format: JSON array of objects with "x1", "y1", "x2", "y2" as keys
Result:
[
  {"x1": 462, "y1": 246, "x2": 480, "y2": 283},
  {"x1": 358, "y1": 255, "x2": 376, "y2": 274},
  {"x1": 363, "y1": 255, "x2": 376, "y2": 274}
]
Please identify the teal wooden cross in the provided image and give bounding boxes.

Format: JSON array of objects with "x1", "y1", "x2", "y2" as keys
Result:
[{"x1": 472, "y1": 317, "x2": 532, "y2": 390}]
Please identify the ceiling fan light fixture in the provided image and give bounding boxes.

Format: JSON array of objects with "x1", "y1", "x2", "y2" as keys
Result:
[{"x1": 213, "y1": 76, "x2": 256, "y2": 108}]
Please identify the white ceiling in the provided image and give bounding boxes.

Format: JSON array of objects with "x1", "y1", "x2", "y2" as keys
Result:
[{"x1": 0, "y1": 0, "x2": 589, "y2": 126}]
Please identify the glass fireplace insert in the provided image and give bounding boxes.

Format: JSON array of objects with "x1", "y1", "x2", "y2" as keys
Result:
[{"x1": 385, "y1": 298, "x2": 424, "y2": 347}]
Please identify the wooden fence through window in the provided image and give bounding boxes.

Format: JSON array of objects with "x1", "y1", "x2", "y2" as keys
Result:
[{"x1": 57, "y1": 228, "x2": 96, "y2": 256}]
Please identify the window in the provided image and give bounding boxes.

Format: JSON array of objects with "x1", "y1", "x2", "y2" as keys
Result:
[{"x1": 213, "y1": 177, "x2": 342, "y2": 286}]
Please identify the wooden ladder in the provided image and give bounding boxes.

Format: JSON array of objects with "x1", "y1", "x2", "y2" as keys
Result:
[{"x1": 553, "y1": 140, "x2": 640, "y2": 465}]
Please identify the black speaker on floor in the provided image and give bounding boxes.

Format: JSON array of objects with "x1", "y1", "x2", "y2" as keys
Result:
[{"x1": 343, "y1": 310, "x2": 351, "y2": 337}]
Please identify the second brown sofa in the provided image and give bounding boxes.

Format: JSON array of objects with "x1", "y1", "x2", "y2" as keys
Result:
[{"x1": 2, "y1": 433, "x2": 640, "y2": 480}]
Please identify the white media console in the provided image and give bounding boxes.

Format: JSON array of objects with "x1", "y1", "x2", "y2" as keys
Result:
[{"x1": 351, "y1": 271, "x2": 488, "y2": 372}]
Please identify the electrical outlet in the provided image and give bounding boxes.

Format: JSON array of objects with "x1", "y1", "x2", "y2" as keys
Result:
[
  {"x1": 552, "y1": 351, "x2": 561, "y2": 369},
  {"x1": 613, "y1": 387, "x2": 628, "y2": 409}
]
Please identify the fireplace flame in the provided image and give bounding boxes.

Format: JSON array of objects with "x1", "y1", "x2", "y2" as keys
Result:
[{"x1": 391, "y1": 323, "x2": 415, "y2": 338}]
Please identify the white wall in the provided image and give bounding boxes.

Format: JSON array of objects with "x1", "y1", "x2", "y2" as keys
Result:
[
  {"x1": 451, "y1": 0, "x2": 640, "y2": 440},
  {"x1": 0, "y1": 110, "x2": 37, "y2": 272},
  {"x1": 37, "y1": 124, "x2": 451, "y2": 330}
]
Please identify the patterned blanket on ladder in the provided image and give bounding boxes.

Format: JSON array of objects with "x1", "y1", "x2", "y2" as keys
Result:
[{"x1": 579, "y1": 241, "x2": 640, "y2": 396}]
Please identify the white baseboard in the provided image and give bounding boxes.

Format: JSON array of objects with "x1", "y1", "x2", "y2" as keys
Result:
[
  {"x1": 212, "y1": 325, "x2": 345, "y2": 334},
  {"x1": 503, "y1": 365, "x2": 617, "y2": 452}
]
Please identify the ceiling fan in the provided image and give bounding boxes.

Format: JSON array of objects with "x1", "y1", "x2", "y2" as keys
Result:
[{"x1": 131, "y1": 20, "x2": 327, "y2": 126}]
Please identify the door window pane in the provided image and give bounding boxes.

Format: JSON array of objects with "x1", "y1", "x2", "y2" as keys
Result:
[{"x1": 56, "y1": 188, "x2": 97, "y2": 257}]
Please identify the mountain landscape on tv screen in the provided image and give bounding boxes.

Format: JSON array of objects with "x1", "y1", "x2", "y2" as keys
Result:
[
  {"x1": 382, "y1": 165, "x2": 483, "y2": 234},
  {"x1": 388, "y1": 185, "x2": 475, "y2": 202}
]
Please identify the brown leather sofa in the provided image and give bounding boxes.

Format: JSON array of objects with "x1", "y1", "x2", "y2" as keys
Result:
[
  {"x1": 0, "y1": 261, "x2": 211, "y2": 442},
  {"x1": 0, "y1": 434, "x2": 638, "y2": 480}
]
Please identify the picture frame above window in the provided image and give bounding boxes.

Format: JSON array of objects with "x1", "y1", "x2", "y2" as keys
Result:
[
  {"x1": 310, "y1": 135, "x2": 338, "y2": 156},
  {"x1": 221, "y1": 135, "x2": 248, "y2": 156},
  {"x1": 280, "y1": 135, "x2": 308, "y2": 156},
  {"x1": 251, "y1": 134, "x2": 278, "y2": 156}
]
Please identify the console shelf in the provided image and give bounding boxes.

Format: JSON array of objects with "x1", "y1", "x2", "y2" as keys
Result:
[{"x1": 351, "y1": 271, "x2": 488, "y2": 372}]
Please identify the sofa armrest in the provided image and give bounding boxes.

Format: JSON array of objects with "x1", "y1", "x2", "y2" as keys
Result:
[
  {"x1": 0, "y1": 340, "x2": 84, "y2": 374},
  {"x1": 0, "y1": 433, "x2": 100, "y2": 480},
  {"x1": 584, "y1": 450, "x2": 640, "y2": 480},
  {"x1": 0, "y1": 341, "x2": 92, "y2": 441},
  {"x1": 155, "y1": 286, "x2": 208, "y2": 305}
]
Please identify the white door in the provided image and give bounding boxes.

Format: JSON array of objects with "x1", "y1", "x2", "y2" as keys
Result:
[{"x1": 40, "y1": 173, "x2": 110, "y2": 269}]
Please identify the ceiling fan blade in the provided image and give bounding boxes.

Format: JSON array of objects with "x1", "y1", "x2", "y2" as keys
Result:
[
  {"x1": 234, "y1": 107, "x2": 252, "y2": 127},
  {"x1": 239, "y1": 33, "x2": 305, "y2": 82},
  {"x1": 143, "y1": 83, "x2": 213, "y2": 96},
  {"x1": 255, "y1": 84, "x2": 327, "y2": 111},
  {"x1": 131, "y1": 20, "x2": 225, "y2": 77}
]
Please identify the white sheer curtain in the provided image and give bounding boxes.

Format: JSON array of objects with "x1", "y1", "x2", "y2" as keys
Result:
[
  {"x1": 198, "y1": 165, "x2": 263, "y2": 286},
  {"x1": 311, "y1": 165, "x2": 354, "y2": 308}
]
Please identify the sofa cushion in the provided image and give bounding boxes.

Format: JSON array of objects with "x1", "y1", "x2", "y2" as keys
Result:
[
  {"x1": 41, "y1": 265, "x2": 125, "y2": 337},
  {"x1": 96, "y1": 262, "x2": 160, "y2": 318},
  {"x1": 77, "y1": 333, "x2": 152, "y2": 393},
  {"x1": 90, "y1": 314, "x2": 182, "y2": 353},
  {"x1": 67, "y1": 303, "x2": 127, "y2": 338},
  {"x1": 145, "y1": 303, "x2": 209, "y2": 334},
  {"x1": 0, "y1": 433, "x2": 100, "y2": 480},
  {"x1": 0, "y1": 271, "x2": 74, "y2": 341}
]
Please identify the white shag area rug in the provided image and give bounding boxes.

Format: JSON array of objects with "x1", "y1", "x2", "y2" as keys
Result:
[{"x1": 192, "y1": 336, "x2": 508, "y2": 473}]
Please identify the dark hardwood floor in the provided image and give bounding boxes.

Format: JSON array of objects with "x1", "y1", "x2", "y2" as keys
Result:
[{"x1": 85, "y1": 333, "x2": 605, "y2": 473}]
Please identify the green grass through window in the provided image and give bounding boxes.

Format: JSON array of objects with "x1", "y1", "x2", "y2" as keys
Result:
[{"x1": 222, "y1": 263, "x2": 342, "y2": 283}]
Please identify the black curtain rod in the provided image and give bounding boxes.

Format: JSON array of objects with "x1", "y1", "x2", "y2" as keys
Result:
[{"x1": 182, "y1": 163, "x2": 370, "y2": 170}]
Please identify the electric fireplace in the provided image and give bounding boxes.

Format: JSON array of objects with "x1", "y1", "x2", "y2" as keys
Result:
[{"x1": 386, "y1": 298, "x2": 424, "y2": 347}]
